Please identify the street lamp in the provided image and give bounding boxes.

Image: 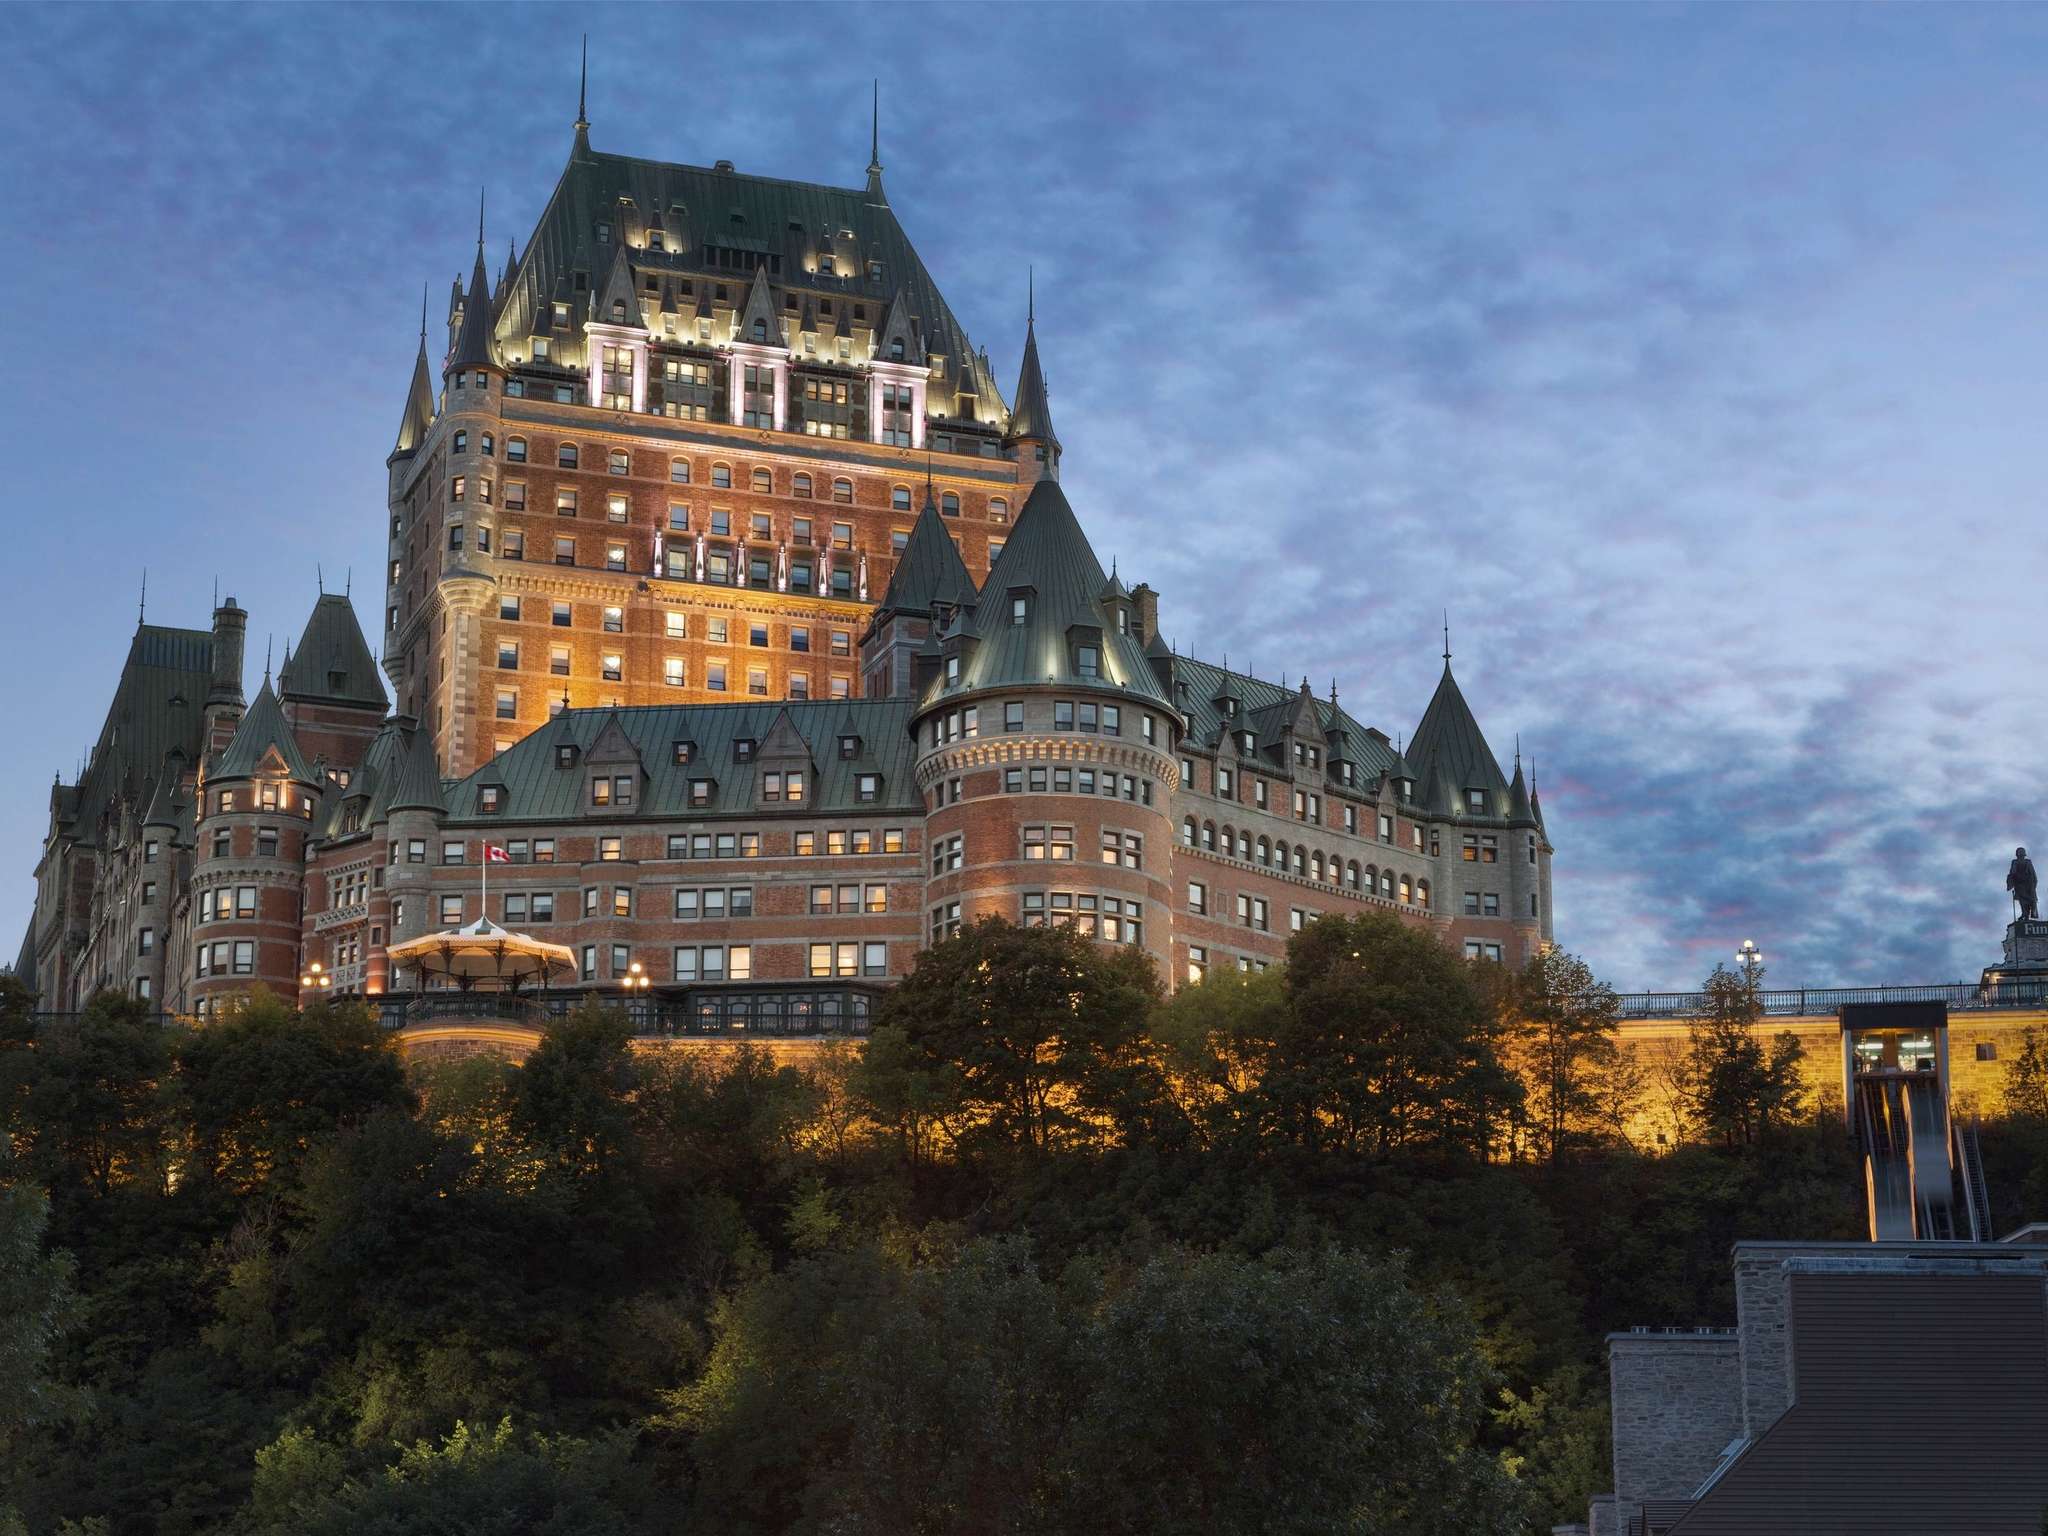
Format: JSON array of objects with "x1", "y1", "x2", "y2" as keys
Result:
[
  {"x1": 1735, "y1": 939, "x2": 1764, "y2": 988},
  {"x1": 299, "y1": 960, "x2": 333, "y2": 992},
  {"x1": 620, "y1": 960, "x2": 652, "y2": 995}
]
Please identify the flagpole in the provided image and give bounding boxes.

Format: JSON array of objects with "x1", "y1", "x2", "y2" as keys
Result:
[{"x1": 480, "y1": 836, "x2": 487, "y2": 920}]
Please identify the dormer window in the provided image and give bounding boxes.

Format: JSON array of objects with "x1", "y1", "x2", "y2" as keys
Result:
[
  {"x1": 945, "y1": 655, "x2": 961, "y2": 684},
  {"x1": 479, "y1": 785, "x2": 503, "y2": 813},
  {"x1": 1220, "y1": 698, "x2": 1236, "y2": 719},
  {"x1": 856, "y1": 772, "x2": 881, "y2": 802},
  {"x1": 1010, "y1": 595, "x2": 1028, "y2": 627},
  {"x1": 556, "y1": 744, "x2": 578, "y2": 769},
  {"x1": 596, "y1": 221, "x2": 612, "y2": 242},
  {"x1": 689, "y1": 778, "x2": 712, "y2": 807},
  {"x1": 839, "y1": 735, "x2": 860, "y2": 759},
  {"x1": 734, "y1": 739, "x2": 755, "y2": 762},
  {"x1": 673, "y1": 740, "x2": 695, "y2": 765},
  {"x1": 889, "y1": 338, "x2": 905, "y2": 360},
  {"x1": 751, "y1": 319, "x2": 767, "y2": 342},
  {"x1": 1466, "y1": 788, "x2": 1487, "y2": 814},
  {"x1": 1075, "y1": 645, "x2": 1100, "y2": 680},
  {"x1": 610, "y1": 299, "x2": 627, "y2": 322}
]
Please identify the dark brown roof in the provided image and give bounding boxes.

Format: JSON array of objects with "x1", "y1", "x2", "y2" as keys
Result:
[{"x1": 1669, "y1": 1268, "x2": 2048, "y2": 1534}]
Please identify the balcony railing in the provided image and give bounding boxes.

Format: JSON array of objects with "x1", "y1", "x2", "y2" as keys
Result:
[
  {"x1": 1611, "y1": 978, "x2": 2048, "y2": 1021},
  {"x1": 372, "y1": 983, "x2": 879, "y2": 1039}
]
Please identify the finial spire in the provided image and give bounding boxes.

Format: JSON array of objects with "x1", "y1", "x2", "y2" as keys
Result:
[
  {"x1": 345, "y1": 566, "x2": 352, "y2": 598},
  {"x1": 418, "y1": 280, "x2": 427, "y2": 347},
  {"x1": 476, "y1": 187, "x2": 485, "y2": 254},
  {"x1": 1028, "y1": 265, "x2": 1034, "y2": 326},
  {"x1": 577, "y1": 34, "x2": 588, "y2": 129},
  {"x1": 317, "y1": 562, "x2": 324, "y2": 596},
  {"x1": 264, "y1": 636, "x2": 273, "y2": 683},
  {"x1": 868, "y1": 79, "x2": 881, "y2": 174},
  {"x1": 1442, "y1": 610, "x2": 1451, "y2": 666},
  {"x1": 1514, "y1": 732, "x2": 1522, "y2": 769},
  {"x1": 138, "y1": 568, "x2": 146, "y2": 624}
]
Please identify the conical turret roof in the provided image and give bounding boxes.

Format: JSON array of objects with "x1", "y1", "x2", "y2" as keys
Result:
[
  {"x1": 1007, "y1": 315, "x2": 1057, "y2": 449},
  {"x1": 1508, "y1": 757, "x2": 1534, "y2": 822},
  {"x1": 385, "y1": 723, "x2": 447, "y2": 814},
  {"x1": 875, "y1": 491, "x2": 975, "y2": 618},
  {"x1": 921, "y1": 479, "x2": 1166, "y2": 707},
  {"x1": 215, "y1": 678, "x2": 315, "y2": 782},
  {"x1": 141, "y1": 758, "x2": 186, "y2": 830},
  {"x1": 393, "y1": 338, "x2": 436, "y2": 456},
  {"x1": 1409, "y1": 661, "x2": 1510, "y2": 816},
  {"x1": 449, "y1": 244, "x2": 501, "y2": 372},
  {"x1": 280, "y1": 594, "x2": 388, "y2": 710}
]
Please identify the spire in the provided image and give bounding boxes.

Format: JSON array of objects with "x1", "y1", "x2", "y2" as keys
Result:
[
  {"x1": 875, "y1": 489, "x2": 974, "y2": 618},
  {"x1": 864, "y1": 79, "x2": 887, "y2": 206},
  {"x1": 1443, "y1": 610, "x2": 1452, "y2": 668},
  {"x1": 448, "y1": 224, "x2": 501, "y2": 374},
  {"x1": 394, "y1": 287, "x2": 438, "y2": 456},
  {"x1": 735, "y1": 262, "x2": 785, "y2": 347},
  {"x1": 137, "y1": 569, "x2": 146, "y2": 625},
  {"x1": 1508, "y1": 752, "x2": 1534, "y2": 822},
  {"x1": 215, "y1": 677, "x2": 315, "y2": 783},
  {"x1": 576, "y1": 34, "x2": 588, "y2": 129},
  {"x1": 280, "y1": 593, "x2": 389, "y2": 711},
  {"x1": 1409, "y1": 654, "x2": 1510, "y2": 817},
  {"x1": 1006, "y1": 281, "x2": 1059, "y2": 465}
]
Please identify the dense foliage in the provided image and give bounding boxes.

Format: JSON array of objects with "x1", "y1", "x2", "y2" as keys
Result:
[{"x1": 0, "y1": 916, "x2": 1931, "y2": 1534}]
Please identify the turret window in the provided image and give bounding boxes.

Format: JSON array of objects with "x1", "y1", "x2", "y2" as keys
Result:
[
  {"x1": 1466, "y1": 788, "x2": 1486, "y2": 814},
  {"x1": 559, "y1": 444, "x2": 579, "y2": 468},
  {"x1": 453, "y1": 431, "x2": 468, "y2": 453},
  {"x1": 1011, "y1": 596, "x2": 1028, "y2": 626},
  {"x1": 481, "y1": 433, "x2": 494, "y2": 456},
  {"x1": 1075, "y1": 646, "x2": 1100, "y2": 679}
]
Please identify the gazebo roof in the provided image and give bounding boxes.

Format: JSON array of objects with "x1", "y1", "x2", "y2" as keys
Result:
[{"x1": 385, "y1": 916, "x2": 577, "y2": 990}]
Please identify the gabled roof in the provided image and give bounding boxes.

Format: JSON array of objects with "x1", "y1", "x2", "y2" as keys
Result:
[
  {"x1": 448, "y1": 245, "x2": 500, "y2": 372},
  {"x1": 874, "y1": 491, "x2": 975, "y2": 619},
  {"x1": 216, "y1": 677, "x2": 315, "y2": 782},
  {"x1": 734, "y1": 262, "x2": 784, "y2": 347},
  {"x1": 1408, "y1": 663, "x2": 1513, "y2": 818},
  {"x1": 141, "y1": 756, "x2": 186, "y2": 831},
  {"x1": 919, "y1": 479, "x2": 1167, "y2": 708},
  {"x1": 1173, "y1": 654, "x2": 1395, "y2": 783},
  {"x1": 393, "y1": 340, "x2": 436, "y2": 456},
  {"x1": 1006, "y1": 315, "x2": 1057, "y2": 448},
  {"x1": 441, "y1": 698, "x2": 922, "y2": 822},
  {"x1": 873, "y1": 288, "x2": 923, "y2": 366},
  {"x1": 489, "y1": 137, "x2": 1009, "y2": 422},
  {"x1": 592, "y1": 239, "x2": 640, "y2": 328},
  {"x1": 279, "y1": 594, "x2": 388, "y2": 711}
]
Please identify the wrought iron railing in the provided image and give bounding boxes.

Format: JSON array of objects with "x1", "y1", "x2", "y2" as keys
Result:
[
  {"x1": 1610, "y1": 978, "x2": 2048, "y2": 1021},
  {"x1": 372, "y1": 983, "x2": 880, "y2": 1039}
]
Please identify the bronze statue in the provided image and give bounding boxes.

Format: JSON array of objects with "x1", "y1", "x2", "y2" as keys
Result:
[{"x1": 2009, "y1": 847, "x2": 2039, "y2": 923}]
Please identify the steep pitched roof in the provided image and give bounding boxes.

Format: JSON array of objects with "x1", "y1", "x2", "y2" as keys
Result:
[
  {"x1": 1006, "y1": 315, "x2": 1057, "y2": 448},
  {"x1": 448, "y1": 245, "x2": 500, "y2": 372},
  {"x1": 874, "y1": 288, "x2": 923, "y2": 366},
  {"x1": 1408, "y1": 663, "x2": 1512, "y2": 817},
  {"x1": 442, "y1": 698, "x2": 921, "y2": 821},
  {"x1": 215, "y1": 677, "x2": 315, "y2": 782},
  {"x1": 874, "y1": 491, "x2": 975, "y2": 618},
  {"x1": 489, "y1": 139, "x2": 1009, "y2": 422},
  {"x1": 1172, "y1": 654, "x2": 1395, "y2": 781},
  {"x1": 141, "y1": 757, "x2": 186, "y2": 830},
  {"x1": 393, "y1": 341, "x2": 436, "y2": 456},
  {"x1": 920, "y1": 478, "x2": 1167, "y2": 707},
  {"x1": 66, "y1": 623, "x2": 214, "y2": 844},
  {"x1": 279, "y1": 594, "x2": 388, "y2": 711}
]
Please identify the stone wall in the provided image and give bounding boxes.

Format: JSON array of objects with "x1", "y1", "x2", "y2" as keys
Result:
[{"x1": 1606, "y1": 1330, "x2": 1742, "y2": 1533}]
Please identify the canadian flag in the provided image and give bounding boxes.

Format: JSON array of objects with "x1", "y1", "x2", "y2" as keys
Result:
[{"x1": 483, "y1": 842, "x2": 511, "y2": 864}]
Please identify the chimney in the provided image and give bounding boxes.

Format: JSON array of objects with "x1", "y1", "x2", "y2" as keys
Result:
[{"x1": 1131, "y1": 583, "x2": 1159, "y2": 645}]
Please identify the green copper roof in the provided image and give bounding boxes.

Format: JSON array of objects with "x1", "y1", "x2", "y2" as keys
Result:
[
  {"x1": 384, "y1": 722, "x2": 448, "y2": 814},
  {"x1": 917, "y1": 479, "x2": 1168, "y2": 710},
  {"x1": 216, "y1": 677, "x2": 315, "y2": 782},
  {"x1": 279, "y1": 594, "x2": 388, "y2": 711},
  {"x1": 65, "y1": 623, "x2": 214, "y2": 845},
  {"x1": 393, "y1": 341, "x2": 435, "y2": 456},
  {"x1": 493, "y1": 137, "x2": 1009, "y2": 422},
  {"x1": 441, "y1": 697, "x2": 922, "y2": 822},
  {"x1": 1006, "y1": 316, "x2": 1057, "y2": 448},
  {"x1": 449, "y1": 245, "x2": 500, "y2": 372},
  {"x1": 1172, "y1": 654, "x2": 1396, "y2": 782},
  {"x1": 874, "y1": 491, "x2": 975, "y2": 618},
  {"x1": 1408, "y1": 663, "x2": 1512, "y2": 817}
]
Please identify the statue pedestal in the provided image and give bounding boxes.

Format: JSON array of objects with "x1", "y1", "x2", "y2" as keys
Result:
[{"x1": 1982, "y1": 919, "x2": 2048, "y2": 992}]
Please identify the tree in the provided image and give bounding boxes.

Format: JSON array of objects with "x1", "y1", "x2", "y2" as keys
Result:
[
  {"x1": 175, "y1": 994, "x2": 408, "y2": 1194},
  {"x1": 2004, "y1": 1027, "x2": 2048, "y2": 1120},
  {"x1": 0, "y1": 1144, "x2": 77, "y2": 1529},
  {"x1": 854, "y1": 918, "x2": 1166, "y2": 1162},
  {"x1": 16, "y1": 990, "x2": 173, "y2": 1198},
  {"x1": 1149, "y1": 964, "x2": 1291, "y2": 1149},
  {"x1": 1682, "y1": 966, "x2": 1804, "y2": 1147},
  {"x1": 1262, "y1": 913, "x2": 1522, "y2": 1159},
  {"x1": 1493, "y1": 948, "x2": 1637, "y2": 1163},
  {"x1": 675, "y1": 1237, "x2": 1527, "y2": 1536}
]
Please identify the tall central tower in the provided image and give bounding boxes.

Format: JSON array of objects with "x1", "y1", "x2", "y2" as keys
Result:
[{"x1": 383, "y1": 93, "x2": 1047, "y2": 779}]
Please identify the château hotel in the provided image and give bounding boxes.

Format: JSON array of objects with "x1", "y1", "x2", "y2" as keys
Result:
[{"x1": 18, "y1": 92, "x2": 1552, "y2": 1025}]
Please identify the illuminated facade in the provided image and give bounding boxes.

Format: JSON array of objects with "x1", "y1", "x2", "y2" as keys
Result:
[{"x1": 15, "y1": 102, "x2": 1554, "y2": 1016}]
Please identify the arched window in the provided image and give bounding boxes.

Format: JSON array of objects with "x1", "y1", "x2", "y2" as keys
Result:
[
  {"x1": 669, "y1": 457, "x2": 690, "y2": 484},
  {"x1": 609, "y1": 448, "x2": 630, "y2": 475},
  {"x1": 990, "y1": 498, "x2": 1008, "y2": 524},
  {"x1": 832, "y1": 478, "x2": 854, "y2": 504},
  {"x1": 480, "y1": 432, "x2": 494, "y2": 457},
  {"x1": 793, "y1": 473, "x2": 812, "y2": 498},
  {"x1": 1347, "y1": 861, "x2": 1361, "y2": 890},
  {"x1": 1311, "y1": 851, "x2": 1325, "y2": 883},
  {"x1": 1380, "y1": 870, "x2": 1395, "y2": 897},
  {"x1": 1257, "y1": 836, "x2": 1271, "y2": 866},
  {"x1": 1399, "y1": 876, "x2": 1412, "y2": 904},
  {"x1": 892, "y1": 486, "x2": 912, "y2": 512},
  {"x1": 1365, "y1": 864, "x2": 1377, "y2": 892},
  {"x1": 453, "y1": 430, "x2": 467, "y2": 453},
  {"x1": 558, "y1": 443, "x2": 578, "y2": 469},
  {"x1": 711, "y1": 463, "x2": 732, "y2": 488},
  {"x1": 1415, "y1": 880, "x2": 1429, "y2": 909},
  {"x1": 1183, "y1": 817, "x2": 1197, "y2": 848},
  {"x1": 1202, "y1": 820, "x2": 1216, "y2": 851},
  {"x1": 507, "y1": 437, "x2": 528, "y2": 463},
  {"x1": 941, "y1": 491, "x2": 960, "y2": 517},
  {"x1": 751, "y1": 468, "x2": 771, "y2": 493},
  {"x1": 1292, "y1": 845, "x2": 1306, "y2": 875},
  {"x1": 1221, "y1": 825, "x2": 1235, "y2": 858}
]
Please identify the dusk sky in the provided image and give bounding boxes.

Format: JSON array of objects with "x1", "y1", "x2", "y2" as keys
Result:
[{"x1": 3, "y1": 2, "x2": 2043, "y2": 990}]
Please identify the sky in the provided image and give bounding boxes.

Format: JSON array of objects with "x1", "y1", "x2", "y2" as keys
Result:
[{"x1": 0, "y1": 2, "x2": 2042, "y2": 991}]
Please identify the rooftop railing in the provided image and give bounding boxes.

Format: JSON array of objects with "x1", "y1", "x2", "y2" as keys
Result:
[{"x1": 1611, "y1": 978, "x2": 2048, "y2": 1021}]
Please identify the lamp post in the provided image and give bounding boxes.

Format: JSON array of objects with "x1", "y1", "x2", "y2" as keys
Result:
[
  {"x1": 620, "y1": 959, "x2": 652, "y2": 1031},
  {"x1": 299, "y1": 959, "x2": 333, "y2": 997},
  {"x1": 1736, "y1": 939, "x2": 1764, "y2": 994}
]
